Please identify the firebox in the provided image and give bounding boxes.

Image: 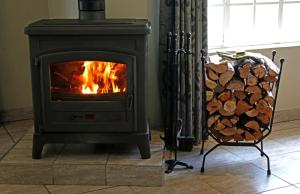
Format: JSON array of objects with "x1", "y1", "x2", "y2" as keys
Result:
[{"x1": 25, "y1": 3, "x2": 151, "y2": 159}]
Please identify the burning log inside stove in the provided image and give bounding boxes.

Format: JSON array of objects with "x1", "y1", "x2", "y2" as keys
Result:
[{"x1": 205, "y1": 54, "x2": 279, "y2": 142}]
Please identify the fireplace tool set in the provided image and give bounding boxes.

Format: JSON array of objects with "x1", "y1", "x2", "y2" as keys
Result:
[
  {"x1": 200, "y1": 50, "x2": 285, "y2": 175},
  {"x1": 162, "y1": 31, "x2": 194, "y2": 173}
]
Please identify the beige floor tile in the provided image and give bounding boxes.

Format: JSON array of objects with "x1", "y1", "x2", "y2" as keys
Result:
[
  {"x1": 3, "y1": 120, "x2": 33, "y2": 142},
  {"x1": 84, "y1": 186, "x2": 134, "y2": 194},
  {"x1": 46, "y1": 185, "x2": 111, "y2": 194},
  {"x1": 106, "y1": 164, "x2": 164, "y2": 186},
  {"x1": 260, "y1": 185, "x2": 300, "y2": 194},
  {"x1": 132, "y1": 170, "x2": 220, "y2": 194},
  {"x1": 178, "y1": 143, "x2": 244, "y2": 170},
  {"x1": 0, "y1": 127, "x2": 15, "y2": 159},
  {"x1": 53, "y1": 164, "x2": 106, "y2": 185},
  {"x1": 269, "y1": 127, "x2": 300, "y2": 151},
  {"x1": 223, "y1": 139, "x2": 293, "y2": 161},
  {"x1": 55, "y1": 144, "x2": 108, "y2": 165},
  {"x1": 200, "y1": 163, "x2": 289, "y2": 194},
  {"x1": 0, "y1": 164, "x2": 53, "y2": 184},
  {"x1": 250, "y1": 151, "x2": 300, "y2": 184},
  {"x1": 0, "y1": 184, "x2": 49, "y2": 194}
]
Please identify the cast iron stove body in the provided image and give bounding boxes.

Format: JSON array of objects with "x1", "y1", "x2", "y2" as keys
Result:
[{"x1": 25, "y1": 18, "x2": 151, "y2": 159}]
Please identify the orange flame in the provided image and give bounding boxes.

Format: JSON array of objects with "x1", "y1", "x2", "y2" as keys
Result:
[{"x1": 80, "y1": 61, "x2": 126, "y2": 94}]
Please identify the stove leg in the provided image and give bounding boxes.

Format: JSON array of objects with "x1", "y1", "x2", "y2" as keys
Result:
[
  {"x1": 32, "y1": 134, "x2": 44, "y2": 159},
  {"x1": 138, "y1": 138, "x2": 151, "y2": 159}
]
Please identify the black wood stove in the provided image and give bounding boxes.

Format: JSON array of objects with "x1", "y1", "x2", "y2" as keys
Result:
[{"x1": 25, "y1": 0, "x2": 151, "y2": 159}]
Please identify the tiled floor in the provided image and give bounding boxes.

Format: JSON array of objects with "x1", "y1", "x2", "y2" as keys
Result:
[{"x1": 1, "y1": 120, "x2": 300, "y2": 193}]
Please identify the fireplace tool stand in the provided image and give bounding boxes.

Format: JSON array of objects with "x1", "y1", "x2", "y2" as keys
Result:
[
  {"x1": 163, "y1": 32, "x2": 194, "y2": 174},
  {"x1": 200, "y1": 50, "x2": 285, "y2": 175}
]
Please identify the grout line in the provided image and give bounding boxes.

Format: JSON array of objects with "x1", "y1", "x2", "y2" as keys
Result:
[
  {"x1": 255, "y1": 185, "x2": 299, "y2": 194},
  {"x1": 79, "y1": 186, "x2": 115, "y2": 194},
  {"x1": 248, "y1": 162, "x2": 295, "y2": 186},
  {"x1": 43, "y1": 185, "x2": 51, "y2": 194},
  {"x1": 128, "y1": 186, "x2": 139, "y2": 194},
  {"x1": 1, "y1": 124, "x2": 16, "y2": 144},
  {"x1": 0, "y1": 132, "x2": 26, "y2": 161}
]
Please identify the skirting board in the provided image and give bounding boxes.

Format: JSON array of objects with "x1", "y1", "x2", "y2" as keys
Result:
[
  {"x1": 273, "y1": 108, "x2": 300, "y2": 123},
  {"x1": 1, "y1": 106, "x2": 300, "y2": 124},
  {"x1": 0, "y1": 107, "x2": 33, "y2": 122}
]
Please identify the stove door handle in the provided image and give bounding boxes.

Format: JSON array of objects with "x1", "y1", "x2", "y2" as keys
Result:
[{"x1": 127, "y1": 94, "x2": 133, "y2": 111}]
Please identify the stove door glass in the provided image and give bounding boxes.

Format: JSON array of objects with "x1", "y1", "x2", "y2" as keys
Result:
[{"x1": 50, "y1": 60, "x2": 127, "y2": 101}]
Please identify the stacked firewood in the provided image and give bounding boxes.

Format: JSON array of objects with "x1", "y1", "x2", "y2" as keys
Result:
[{"x1": 205, "y1": 52, "x2": 280, "y2": 142}]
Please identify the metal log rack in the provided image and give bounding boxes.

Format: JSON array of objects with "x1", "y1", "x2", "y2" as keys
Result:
[{"x1": 200, "y1": 50, "x2": 285, "y2": 175}]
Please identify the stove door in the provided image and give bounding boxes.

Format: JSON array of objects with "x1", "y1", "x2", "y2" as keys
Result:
[{"x1": 39, "y1": 51, "x2": 136, "y2": 132}]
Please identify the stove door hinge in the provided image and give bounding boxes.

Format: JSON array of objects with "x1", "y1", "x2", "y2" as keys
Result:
[{"x1": 34, "y1": 57, "x2": 40, "y2": 67}]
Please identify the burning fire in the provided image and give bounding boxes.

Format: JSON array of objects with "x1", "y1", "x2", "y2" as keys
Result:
[{"x1": 80, "y1": 61, "x2": 127, "y2": 94}]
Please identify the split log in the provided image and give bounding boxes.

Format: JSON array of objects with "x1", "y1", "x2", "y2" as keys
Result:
[
  {"x1": 257, "y1": 113, "x2": 270, "y2": 125},
  {"x1": 206, "y1": 91, "x2": 214, "y2": 102},
  {"x1": 245, "y1": 120, "x2": 260, "y2": 132},
  {"x1": 235, "y1": 100, "x2": 252, "y2": 115},
  {"x1": 246, "y1": 108, "x2": 259, "y2": 117},
  {"x1": 207, "y1": 115, "x2": 220, "y2": 128},
  {"x1": 223, "y1": 98, "x2": 237, "y2": 113},
  {"x1": 247, "y1": 74, "x2": 258, "y2": 86},
  {"x1": 220, "y1": 70, "x2": 235, "y2": 86},
  {"x1": 220, "y1": 135, "x2": 234, "y2": 142},
  {"x1": 264, "y1": 75, "x2": 278, "y2": 83},
  {"x1": 235, "y1": 91, "x2": 247, "y2": 100},
  {"x1": 227, "y1": 80, "x2": 244, "y2": 91},
  {"x1": 207, "y1": 61, "x2": 228, "y2": 74},
  {"x1": 269, "y1": 69, "x2": 278, "y2": 77},
  {"x1": 221, "y1": 119, "x2": 233, "y2": 127},
  {"x1": 215, "y1": 121, "x2": 226, "y2": 131},
  {"x1": 219, "y1": 108, "x2": 235, "y2": 116},
  {"x1": 234, "y1": 133, "x2": 244, "y2": 141},
  {"x1": 264, "y1": 106, "x2": 273, "y2": 119},
  {"x1": 256, "y1": 99, "x2": 269, "y2": 113},
  {"x1": 239, "y1": 63, "x2": 251, "y2": 79},
  {"x1": 244, "y1": 131, "x2": 256, "y2": 141},
  {"x1": 230, "y1": 116, "x2": 239, "y2": 125},
  {"x1": 249, "y1": 93, "x2": 263, "y2": 105},
  {"x1": 208, "y1": 69, "x2": 219, "y2": 81},
  {"x1": 206, "y1": 78, "x2": 218, "y2": 90},
  {"x1": 245, "y1": 86, "x2": 262, "y2": 94},
  {"x1": 252, "y1": 64, "x2": 266, "y2": 79},
  {"x1": 259, "y1": 81, "x2": 271, "y2": 92},
  {"x1": 214, "y1": 84, "x2": 226, "y2": 93},
  {"x1": 237, "y1": 128, "x2": 244, "y2": 134},
  {"x1": 253, "y1": 131, "x2": 263, "y2": 140},
  {"x1": 220, "y1": 127, "x2": 236, "y2": 136},
  {"x1": 207, "y1": 98, "x2": 222, "y2": 115},
  {"x1": 264, "y1": 92, "x2": 275, "y2": 106},
  {"x1": 218, "y1": 90, "x2": 231, "y2": 102}
]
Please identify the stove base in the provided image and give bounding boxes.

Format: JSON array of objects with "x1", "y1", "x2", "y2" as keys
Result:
[{"x1": 32, "y1": 132, "x2": 151, "y2": 159}]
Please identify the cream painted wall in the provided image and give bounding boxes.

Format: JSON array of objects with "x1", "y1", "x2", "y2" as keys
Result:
[
  {"x1": 0, "y1": 0, "x2": 48, "y2": 111},
  {"x1": 48, "y1": 0, "x2": 78, "y2": 18}
]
